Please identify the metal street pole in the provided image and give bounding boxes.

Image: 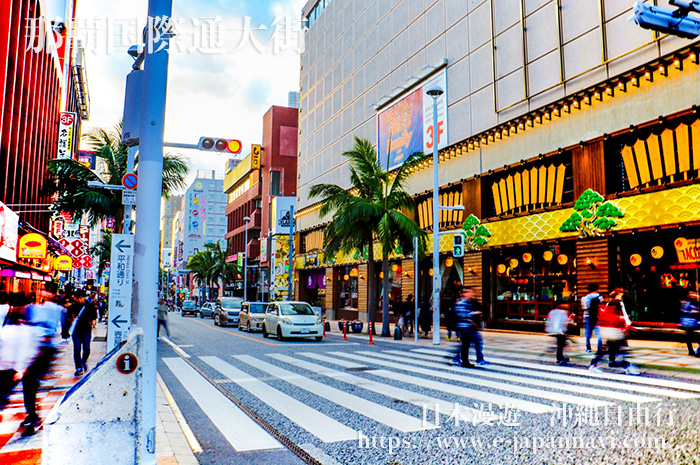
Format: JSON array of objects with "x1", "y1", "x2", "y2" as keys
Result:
[
  {"x1": 427, "y1": 86, "x2": 444, "y2": 346},
  {"x1": 131, "y1": 3, "x2": 172, "y2": 464},
  {"x1": 413, "y1": 236, "x2": 419, "y2": 343},
  {"x1": 243, "y1": 216, "x2": 250, "y2": 301},
  {"x1": 288, "y1": 205, "x2": 294, "y2": 301}
]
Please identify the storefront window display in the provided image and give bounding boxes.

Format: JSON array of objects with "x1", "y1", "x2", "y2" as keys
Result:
[
  {"x1": 493, "y1": 242, "x2": 576, "y2": 322},
  {"x1": 615, "y1": 227, "x2": 699, "y2": 325},
  {"x1": 337, "y1": 266, "x2": 359, "y2": 309},
  {"x1": 375, "y1": 262, "x2": 404, "y2": 313}
]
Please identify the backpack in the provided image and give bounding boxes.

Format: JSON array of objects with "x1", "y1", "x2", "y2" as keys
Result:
[{"x1": 597, "y1": 300, "x2": 626, "y2": 341}]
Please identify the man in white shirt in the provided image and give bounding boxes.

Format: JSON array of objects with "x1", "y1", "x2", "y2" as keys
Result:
[{"x1": 581, "y1": 283, "x2": 603, "y2": 353}]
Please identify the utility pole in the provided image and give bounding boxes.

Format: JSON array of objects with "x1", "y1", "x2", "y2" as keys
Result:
[{"x1": 287, "y1": 205, "x2": 294, "y2": 301}]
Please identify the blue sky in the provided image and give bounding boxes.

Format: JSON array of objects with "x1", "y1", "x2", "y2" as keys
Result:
[{"x1": 75, "y1": 0, "x2": 307, "y2": 189}]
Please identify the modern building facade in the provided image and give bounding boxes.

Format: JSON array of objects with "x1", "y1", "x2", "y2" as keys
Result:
[
  {"x1": 288, "y1": 91, "x2": 300, "y2": 109},
  {"x1": 295, "y1": 0, "x2": 700, "y2": 333},
  {"x1": 224, "y1": 105, "x2": 299, "y2": 300},
  {"x1": 160, "y1": 195, "x2": 182, "y2": 267}
]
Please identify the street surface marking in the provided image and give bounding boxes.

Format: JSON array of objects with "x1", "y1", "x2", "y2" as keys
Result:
[
  {"x1": 162, "y1": 357, "x2": 282, "y2": 452},
  {"x1": 299, "y1": 444, "x2": 343, "y2": 465},
  {"x1": 411, "y1": 348, "x2": 700, "y2": 393},
  {"x1": 392, "y1": 350, "x2": 698, "y2": 399},
  {"x1": 200, "y1": 356, "x2": 356, "y2": 443},
  {"x1": 366, "y1": 351, "x2": 659, "y2": 404},
  {"x1": 234, "y1": 355, "x2": 434, "y2": 433},
  {"x1": 270, "y1": 353, "x2": 496, "y2": 423},
  {"x1": 161, "y1": 337, "x2": 191, "y2": 358},
  {"x1": 190, "y1": 319, "x2": 277, "y2": 346},
  {"x1": 157, "y1": 373, "x2": 203, "y2": 453},
  {"x1": 331, "y1": 352, "x2": 593, "y2": 412}
]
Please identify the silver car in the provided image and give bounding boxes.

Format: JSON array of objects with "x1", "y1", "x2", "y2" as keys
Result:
[
  {"x1": 238, "y1": 302, "x2": 268, "y2": 332},
  {"x1": 215, "y1": 297, "x2": 244, "y2": 327}
]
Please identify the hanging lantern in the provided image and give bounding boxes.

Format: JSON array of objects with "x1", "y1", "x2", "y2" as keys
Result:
[
  {"x1": 630, "y1": 254, "x2": 642, "y2": 267},
  {"x1": 497, "y1": 264, "x2": 507, "y2": 274},
  {"x1": 344, "y1": 274, "x2": 349, "y2": 281},
  {"x1": 522, "y1": 252, "x2": 532, "y2": 263},
  {"x1": 543, "y1": 250, "x2": 553, "y2": 261},
  {"x1": 445, "y1": 257, "x2": 454, "y2": 267},
  {"x1": 391, "y1": 263, "x2": 399, "y2": 272},
  {"x1": 509, "y1": 258, "x2": 519, "y2": 268},
  {"x1": 379, "y1": 271, "x2": 384, "y2": 279},
  {"x1": 557, "y1": 254, "x2": 568, "y2": 265},
  {"x1": 428, "y1": 268, "x2": 433, "y2": 276},
  {"x1": 651, "y1": 246, "x2": 664, "y2": 259}
]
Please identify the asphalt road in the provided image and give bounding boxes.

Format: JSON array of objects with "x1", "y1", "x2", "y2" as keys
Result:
[{"x1": 157, "y1": 311, "x2": 700, "y2": 465}]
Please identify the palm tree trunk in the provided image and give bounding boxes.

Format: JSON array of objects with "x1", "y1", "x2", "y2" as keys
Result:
[
  {"x1": 381, "y1": 249, "x2": 391, "y2": 337},
  {"x1": 366, "y1": 244, "x2": 376, "y2": 335}
]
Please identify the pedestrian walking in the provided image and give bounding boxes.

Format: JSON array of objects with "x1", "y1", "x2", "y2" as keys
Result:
[
  {"x1": 581, "y1": 283, "x2": 603, "y2": 353},
  {"x1": 404, "y1": 294, "x2": 415, "y2": 336},
  {"x1": 69, "y1": 289, "x2": 97, "y2": 376},
  {"x1": 451, "y1": 287, "x2": 488, "y2": 367},
  {"x1": 589, "y1": 289, "x2": 639, "y2": 375},
  {"x1": 157, "y1": 299, "x2": 171, "y2": 340},
  {"x1": 20, "y1": 293, "x2": 64, "y2": 436},
  {"x1": 679, "y1": 291, "x2": 700, "y2": 356},
  {"x1": 418, "y1": 297, "x2": 432, "y2": 338},
  {"x1": 546, "y1": 303, "x2": 574, "y2": 365}
]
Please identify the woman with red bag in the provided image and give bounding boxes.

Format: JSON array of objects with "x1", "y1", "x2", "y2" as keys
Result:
[{"x1": 589, "y1": 289, "x2": 640, "y2": 375}]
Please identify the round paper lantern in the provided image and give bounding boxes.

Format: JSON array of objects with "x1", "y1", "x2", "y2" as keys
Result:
[
  {"x1": 391, "y1": 263, "x2": 399, "y2": 272},
  {"x1": 343, "y1": 274, "x2": 349, "y2": 281},
  {"x1": 651, "y1": 246, "x2": 664, "y2": 259},
  {"x1": 497, "y1": 264, "x2": 507, "y2": 274},
  {"x1": 630, "y1": 254, "x2": 642, "y2": 267},
  {"x1": 445, "y1": 257, "x2": 454, "y2": 267},
  {"x1": 557, "y1": 254, "x2": 568, "y2": 265},
  {"x1": 428, "y1": 268, "x2": 433, "y2": 276},
  {"x1": 522, "y1": 252, "x2": 532, "y2": 263},
  {"x1": 509, "y1": 258, "x2": 519, "y2": 268},
  {"x1": 543, "y1": 250, "x2": 553, "y2": 261}
]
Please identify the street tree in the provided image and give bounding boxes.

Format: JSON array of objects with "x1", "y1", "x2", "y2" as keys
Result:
[
  {"x1": 205, "y1": 241, "x2": 240, "y2": 298},
  {"x1": 187, "y1": 249, "x2": 215, "y2": 302},
  {"x1": 309, "y1": 137, "x2": 427, "y2": 336},
  {"x1": 559, "y1": 189, "x2": 624, "y2": 237},
  {"x1": 45, "y1": 121, "x2": 189, "y2": 233}
]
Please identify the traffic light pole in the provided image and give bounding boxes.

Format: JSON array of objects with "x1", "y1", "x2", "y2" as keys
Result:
[{"x1": 131, "y1": 2, "x2": 172, "y2": 464}]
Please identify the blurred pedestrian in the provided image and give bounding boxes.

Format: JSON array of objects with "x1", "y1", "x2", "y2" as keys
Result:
[
  {"x1": 451, "y1": 287, "x2": 488, "y2": 367},
  {"x1": 546, "y1": 303, "x2": 574, "y2": 365},
  {"x1": 157, "y1": 299, "x2": 170, "y2": 340},
  {"x1": 69, "y1": 289, "x2": 97, "y2": 376},
  {"x1": 589, "y1": 290, "x2": 639, "y2": 375},
  {"x1": 418, "y1": 297, "x2": 432, "y2": 338},
  {"x1": 20, "y1": 293, "x2": 64, "y2": 435},
  {"x1": 679, "y1": 291, "x2": 700, "y2": 356},
  {"x1": 404, "y1": 294, "x2": 415, "y2": 336},
  {"x1": 581, "y1": 283, "x2": 603, "y2": 353}
]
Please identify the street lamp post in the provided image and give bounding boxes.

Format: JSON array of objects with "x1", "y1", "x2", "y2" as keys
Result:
[
  {"x1": 244, "y1": 216, "x2": 251, "y2": 301},
  {"x1": 426, "y1": 85, "x2": 444, "y2": 346}
]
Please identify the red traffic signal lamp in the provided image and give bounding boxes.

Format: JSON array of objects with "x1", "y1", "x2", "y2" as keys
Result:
[{"x1": 198, "y1": 137, "x2": 242, "y2": 154}]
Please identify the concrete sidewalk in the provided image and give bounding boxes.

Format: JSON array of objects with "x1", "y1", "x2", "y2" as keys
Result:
[
  {"x1": 0, "y1": 322, "x2": 201, "y2": 465},
  {"x1": 328, "y1": 320, "x2": 700, "y2": 377}
]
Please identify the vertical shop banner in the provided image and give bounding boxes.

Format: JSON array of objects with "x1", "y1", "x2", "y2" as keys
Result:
[
  {"x1": 0, "y1": 202, "x2": 19, "y2": 262},
  {"x1": 376, "y1": 68, "x2": 448, "y2": 171},
  {"x1": 57, "y1": 112, "x2": 76, "y2": 159}
]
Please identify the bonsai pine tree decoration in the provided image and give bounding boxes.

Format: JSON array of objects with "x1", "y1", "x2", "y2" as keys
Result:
[
  {"x1": 559, "y1": 189, "x2": 624, "y2": 237},
  {"x1": 462, "y1": 214, "x2": 492, "y2": 250}
]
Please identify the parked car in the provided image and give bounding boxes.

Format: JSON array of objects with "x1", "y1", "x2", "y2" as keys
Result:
[
  {"x1": 214, "y1": 297, "x2": 244, "y2": 327},
  {"x1": 181, "y1": 300, "x2": 197, "y2": 317},
  {"x1": 199, "y1": 301, "x2": 217, "y2": 319},
  {"x1": 238, "y1": 302, "x2": 268, "y2": 332},
  {"x1": 262, "y1": 301, "x2": 323, "y2": 341}
]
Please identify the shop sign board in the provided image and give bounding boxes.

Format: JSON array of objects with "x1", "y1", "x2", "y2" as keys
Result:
[
  {"x1": 18, "y1": 233, "x2": 47, "y2": 259},
  {"x1": 57, "y1": 112, "x2": 76, "y2": 159},
  {"x1": 56, "y1": 254, "x2": 73, "y2": 271},
  {"x1": 251, "y1": 144, "x2": 261, "y2": 169},
  {"x1": 674, "y1": 237, "x2": 700, "y2": 263},
  {"x1": 108, "y1": 234, "x2": 134, "y2": 351},
  {"x1": 271, "y1": 196, "x2": 296, "y2": 236},
  {"x1": 0, "y1": 201, "x2": 19, "y2": 263},
  {"x1": 377, "y1": 67, "x2": 448, "y2": 171}
]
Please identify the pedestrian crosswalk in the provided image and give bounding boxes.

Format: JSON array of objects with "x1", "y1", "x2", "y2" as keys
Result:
[{"x1": 162, "y1": 347, "x2": 700, "y2": 453}]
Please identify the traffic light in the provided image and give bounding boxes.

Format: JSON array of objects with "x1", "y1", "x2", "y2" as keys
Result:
[
  {"x1": 453, "y1": 234, "x2": 464, "y2": 258},
  {"x1": 629, "y1": 1, "x2": 700, "y2": 39},
  {"x1": 198, "y1": 137, "x2": 242, "y2": 154}
]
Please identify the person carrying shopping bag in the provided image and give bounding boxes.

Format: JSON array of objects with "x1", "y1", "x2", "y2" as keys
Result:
[{"x1": 589, "y1": 289, "x2": 639, "y2": 375}]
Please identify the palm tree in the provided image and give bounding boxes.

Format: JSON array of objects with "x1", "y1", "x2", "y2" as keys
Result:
[
  {"x1": 45, "y1": 121, "x2": 190, "y2": 233},
  {"x1": 205, "y1": 241, "x2": 239, "y2": 298},
  {"x1": 89, "y1": 229, "x2": 111, "y2": 280},
  {"x1": 309, "y1": 137, "x2": 427, "y2": 336},
  {"x1": 187, "y1": 250, "x2": 215, "y2": 302}
]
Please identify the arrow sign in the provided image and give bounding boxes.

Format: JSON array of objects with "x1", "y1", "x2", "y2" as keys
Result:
[
  {"x1": 111, "y1": 314, "x2": 128, "y2": 328},
  {"x1": 115, "y1": 239, "x2": 132, "y2": 253}
]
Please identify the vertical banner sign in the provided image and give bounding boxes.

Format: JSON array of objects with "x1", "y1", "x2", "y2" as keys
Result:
[
  {"x1": 251, "y1": 144, "x2": 261, "y2": 169},
  {"x1": 0, "y1": 202, "x2": 19, "y2": 263},
  {"x1": 376, "y1": 67, "x2": 448, "y2": 171},
  {"x1": 57, "y1": 112, "x2": 76, "y2": 159},
  {"x1": 108, "y1": 234, "x2": 134, "y2": 351}
]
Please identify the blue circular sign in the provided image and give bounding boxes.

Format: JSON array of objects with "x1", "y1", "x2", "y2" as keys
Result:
[{"x1": 192, "y1": 221, "x2": 199, "y2": 228}]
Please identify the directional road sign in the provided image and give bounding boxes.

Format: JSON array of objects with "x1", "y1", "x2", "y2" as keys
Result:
[
  {"x1": 122, "y1": 172, "x2": 138, "y2": 190},
  {"x1": 108, "y1": 233, "x2": 134, "y2": 351}
]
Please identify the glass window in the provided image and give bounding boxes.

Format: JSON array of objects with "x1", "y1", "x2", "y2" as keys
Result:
[
  {"x1": 279, "y1": 302, "x2": 314, "y2": 315},
  {"x1": 270, "y1": 171, "x2": 281, "y2": 196},
  {"x1": 337, "y1": 266, "x2": 359, "y2": 309}
]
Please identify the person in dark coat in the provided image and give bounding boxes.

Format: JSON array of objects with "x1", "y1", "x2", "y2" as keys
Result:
[
  {"x1": 451, "y1": 287, "x2": 489, "y2": 367},
  {"x1": 69, "y1": 290, "x2": 97, "y2": 376},
  {"x1": 418, "y1": 297, "x2": 432, "y2": 338}
]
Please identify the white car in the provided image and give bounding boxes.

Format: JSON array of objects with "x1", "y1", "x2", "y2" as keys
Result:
[{"x1": 262, "y1": 301, "x2": 323, "y2": 341}]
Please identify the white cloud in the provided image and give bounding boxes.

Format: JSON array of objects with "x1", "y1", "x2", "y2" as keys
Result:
[{"x1": 77, "y1": 0, "x2": 306, "y2": 191}]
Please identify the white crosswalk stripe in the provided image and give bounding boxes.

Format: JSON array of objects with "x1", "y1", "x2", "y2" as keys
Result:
[
  {"x1": 199, "y1": 356, "x2": 357, "y2": 443},
  {"x1": 411, "y1": 348, "x2": 700, "y2": 393},
  {"x1": 392, "y1": 350, "x2": 699, "y2": 399},
  {"x1": 271, "y1": 353, "x2": 498, "y2": 423},
  {"x1": 233, "y1": 354, "x2": 435, "y2": 432},
  {"x1": 362, "y1": 351, "x2": 660, "y2": 404},
  {"x1": 327, "y1": 352, "x2": 559, "y2": 413},
  {"x1": 162, "y1": 357, "x2": 282, "y2": 452}
]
